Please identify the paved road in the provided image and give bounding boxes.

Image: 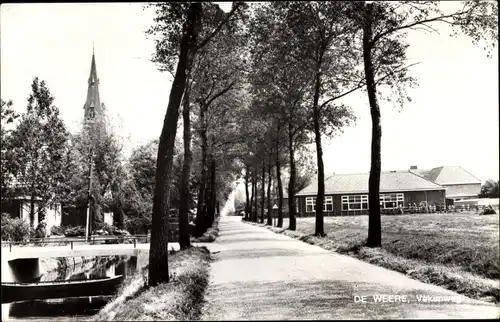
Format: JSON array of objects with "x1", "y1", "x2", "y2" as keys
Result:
[{"x1": 200, "y1": 216, "x2": 499, "y2": 320}]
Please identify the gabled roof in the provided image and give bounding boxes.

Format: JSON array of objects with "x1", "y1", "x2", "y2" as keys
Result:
[
  {"x1": 410, "y1": 166, "x2": 481, "y2": 185},
  {"x1": 296, "y1": 171, "x2": 445, "y2": 196}
]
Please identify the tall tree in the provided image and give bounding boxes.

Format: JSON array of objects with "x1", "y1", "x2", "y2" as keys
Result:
[
  {"x1": 274, "y1": 2, "x2": 360, "y2": 236},
  {"x1": 266, "y1": 154, "x2": 273, "y2": 226},
  {"x1": 178, "y1": 80, "x2": 193, "y2": 249},
  {"x1": 7, "y1": 78, "x2": 69, "y2": 227},
  {"x1": 479, "y1": 179, "x2": 499, "y2": 198},
  {"x1": 0, "y1": 99, "x2": 18, "y2": 198},
  {"x1": 147, "y1": 2, "x2": 245, "y2": 285},
  {"x1": 351, "y1": 0, "x2": 498, "y2": 247}
]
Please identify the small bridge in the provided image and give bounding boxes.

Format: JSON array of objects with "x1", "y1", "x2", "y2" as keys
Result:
[{"x1": 1, "y1": 236, "x2": 180, "y2": 284}]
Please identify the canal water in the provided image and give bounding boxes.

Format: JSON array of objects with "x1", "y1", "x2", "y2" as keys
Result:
[{"x1": 2, "y1": 255, "x2": 137, "y2": 321}]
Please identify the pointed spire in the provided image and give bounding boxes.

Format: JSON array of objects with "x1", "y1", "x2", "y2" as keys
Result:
[{"x1": 83, "y1": 48, "x2": 101, "y2": 121}]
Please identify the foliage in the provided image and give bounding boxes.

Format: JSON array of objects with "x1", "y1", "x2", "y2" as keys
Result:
[
  {"x1": 118, "y1": 139, "x2": 183, "y2": 234},
  {"x1": 64, "y1": 225, "x2": 86, "y2": 237},
  {"x1": 50, "y1": 225, "x2": 64, "y2": 236},
  {"x1": 59, "y1": 109, "x2": 125, "y2": 230},
  {"x1": 4, "y1": 78, "x2": 69, "y2": 227},
  {"x1": 480, "y1": 206, "x2": 497, "y2": 216},
  {"x1": 31, "y1": 222, "x2": 47, "y2": 239},
  {"x1": 0, "y1": 99, "x2": 19, "y2": 196},
  {"x1": 479, "y1": 179, "x2": 500, "y2": 198},
  {"x1": 1, "y1": 213, "x2": 31, "y2": 242}
]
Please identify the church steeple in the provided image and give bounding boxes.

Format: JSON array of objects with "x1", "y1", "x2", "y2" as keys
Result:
[{"x1": 83, "y1": 50, "x2": 102, "y2": 121}]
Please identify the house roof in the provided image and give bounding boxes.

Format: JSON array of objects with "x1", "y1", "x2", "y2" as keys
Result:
[
  {"x1": 410, "y1": 166, "x2": 481, "y2": 185},
  {"x1": 296, "y1": 170, "x2": 445, "y2": 196}
]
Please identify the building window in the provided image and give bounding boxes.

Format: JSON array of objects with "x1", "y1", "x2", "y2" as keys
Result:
[
  {"x1": 342, "y1": 195, "x2": 368, "y2": 211},
  {"x1": 324, "y1": 196, "x2": 333, "y2": 211},
  {"x1": 379, "y1": 193, "x2": 404, "y2": 209},
  {"x1": 306, "y1": 196, "x2": 333, "y2": 212},
  {"x1": 306, "y1": 197, "x2": 315, "y2": 212}
]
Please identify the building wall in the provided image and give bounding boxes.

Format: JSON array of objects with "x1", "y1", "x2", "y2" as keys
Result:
[
  {"x1": 45, "y1": 203, "x2": 62, "y2": 235},
  {"x1": 444, "y1": 183, "x2": 481, "y2": 200},
  {"x1": 297, "y1": 189, "x2": 446, "y2": 217},
  {"x1": 19, "y1": 201, "x2": 39, "y2": 227}
]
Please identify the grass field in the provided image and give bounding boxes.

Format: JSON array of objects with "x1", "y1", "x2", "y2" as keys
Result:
[{"x1": 259, "y1": 213, "x2": 499, "y2": 302}]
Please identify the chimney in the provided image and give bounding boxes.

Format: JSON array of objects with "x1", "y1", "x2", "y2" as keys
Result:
[{"x1": 410, "y1": 165, "x2": 418, "y2": 170}]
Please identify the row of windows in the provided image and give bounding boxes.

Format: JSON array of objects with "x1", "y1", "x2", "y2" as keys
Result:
[
  {"x1": 304, "y1": 197, "x2": 334, "y2": 212},
  {"x1": 300, "y1": 194, "x2": 405, "y2": 212},
  {"x1": 342, "y1": 193, "x2": 404, "y2": 211}
]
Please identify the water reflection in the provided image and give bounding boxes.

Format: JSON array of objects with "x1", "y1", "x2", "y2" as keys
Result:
[
  {"x1": 5, "y1": 296, "x2": 113, "y2": 318},
  {"x1": 2, "y1": 256, "x2": 137, "y2": 320}
]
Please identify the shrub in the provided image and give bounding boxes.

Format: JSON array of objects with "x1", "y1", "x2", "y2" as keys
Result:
[
  {"x1": 481, "y1": 206, "x2": 497, "y2": 216},
  {"x1": 50, "y1": 225, "x2": 64, "y2": 236},
  {"x1": 1, "y1": 214, "x2": 31, "y2": 242},
  {"x1": 64, "y1": 225, "x2": 85, "y2": 237},
  {"x1": 31, "y1": 222, "x2": 47, "y2": 239},
  {"x1": 115, "y1": 229, "x2": 131, "y2": 236}
]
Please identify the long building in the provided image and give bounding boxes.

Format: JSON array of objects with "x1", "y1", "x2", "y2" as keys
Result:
[{"x1": 295, "y1": 170, "x2": 446, "y2": 216}]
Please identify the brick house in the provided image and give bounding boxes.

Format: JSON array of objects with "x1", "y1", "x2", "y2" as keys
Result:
[
  {"x1": 409, "y1": 166, "x2": 481, "y2": 205},
  {"x1": 294, "y1": 170, "x2": 446, "y2": 216}
]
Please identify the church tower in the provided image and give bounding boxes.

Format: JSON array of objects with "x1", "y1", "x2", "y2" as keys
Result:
[{"x1": 83, "y1": 49, "x2": 104, "y2": 122}]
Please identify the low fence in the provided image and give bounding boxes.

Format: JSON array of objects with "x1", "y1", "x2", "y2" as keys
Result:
[{"x1": 1, "y1": 235, "x2": 151, "y2": 252}]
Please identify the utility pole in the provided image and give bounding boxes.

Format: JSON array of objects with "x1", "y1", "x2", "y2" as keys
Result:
[{"x1": 85, "y1": 145, "x2": 93, "y2": 243}]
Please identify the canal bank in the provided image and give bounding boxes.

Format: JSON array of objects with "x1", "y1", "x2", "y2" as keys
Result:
[
  {"x1": 93, "y1": 246, "x2": 211, "y2": 321},
  {"x1": 2, "y1": 253, "x2": 143, "y2": 321}
]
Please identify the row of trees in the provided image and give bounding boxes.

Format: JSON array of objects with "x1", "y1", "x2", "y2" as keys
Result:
[{"x1": 145, "y1": 1, "x2": 497, "y2": 285}]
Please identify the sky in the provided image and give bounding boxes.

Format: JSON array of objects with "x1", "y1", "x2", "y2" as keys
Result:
[{"x1": 1, "y1": 2, "x2": 498, "y2": 183}]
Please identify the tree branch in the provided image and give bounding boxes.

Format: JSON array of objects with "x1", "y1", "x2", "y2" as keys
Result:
[
  {"x1": 370, "y1": 8, "x2": 473, "y2": 46},
  {"x1": 206, "y1": 81, "x2": 236, "y2": 108},
  {"x1": 196, "y1": 2, "x2": 243, "y2": 50}
]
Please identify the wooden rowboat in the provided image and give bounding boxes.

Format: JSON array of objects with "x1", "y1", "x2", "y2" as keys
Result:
[{"x1": 1, "y1": 275, "x2": 124, "y2": 303}]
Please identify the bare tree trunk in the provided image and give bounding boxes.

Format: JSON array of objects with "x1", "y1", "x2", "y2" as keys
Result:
[
  {"x1": 288, "y1": 123, "x2": 296, "y2": 231},
  {"x1": 178, "y1": 86, "x2": 192, "y2": 249},
  {"x1": 363, "y1": 3, "x2": 382, "y2": 247},
  {"x1": 149, "y1": 3, "x2": 201, "y2": 287},
  {"x1": 207, "y1": 158, "x2": 216, "y2": 228},
  {"x1": 196, "y1": 105, "x2": 208, "y2": 237},
  {"x1": 266, "y1": 154, "x2": 273, "y2": 226},
  {"x1": 260, "y1": 159, "x2": 265, "y2": 224},
  {"x1": 252, "y1": 170, "x2": 258, "y2": 222},
  {"x1": 312, "y1": 66, "x2": 325, "y2": 237},
  {"x1": 276, "y1": 125, "x2": 284, "y2": 228},
  {"x1": 29, "y1": 191, "x2": 36, "y2": 229},
  {"x1": 244, "y1": 166, "x2": 250, "y2": 220},
  {"x1": 249, "y1": 168, "x2": 254, "y2": 220}
]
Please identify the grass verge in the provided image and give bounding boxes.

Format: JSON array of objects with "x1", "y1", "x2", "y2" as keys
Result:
[
  {"x1": 94, "y1": 246, "x2": 211, "y2": 321},
  {"x1": 247, "y1": 217, "x2": 500, "y2": 304}
]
